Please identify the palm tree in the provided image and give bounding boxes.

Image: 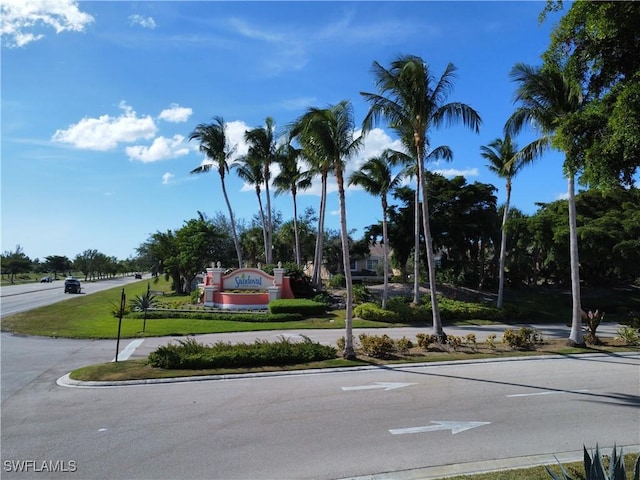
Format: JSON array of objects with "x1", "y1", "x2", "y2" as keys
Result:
[
  {"x1": 288, "y1": 124, "x2": 333, "y2": 290},
  {"x1": 233, "y1": 154, "x2": 268, "y2": 264},
  {"x1": 480, "y1": 134, "x2": 526, "y2": 308},
  {"x1": 348, "y1": 150, "x2": 403, "y2": 309},
  {"x1": 291, "y1": 100, "x2": 363, "y2": 359},
  {"x1": 506, "y1": 62, "x2": 585, "y2": 346},
  {"x1": 361, "y1": 54, "x2": 481, "y2": 340},
  {"x1": 244, "y1": 117, "x2": 278, "y2": 264},
  {"x1": 188, "y1": 117, "x2": 243, "y2": 268},
  {"x1": 273, "y1": 143, "x2": 313, "y2": 266}
]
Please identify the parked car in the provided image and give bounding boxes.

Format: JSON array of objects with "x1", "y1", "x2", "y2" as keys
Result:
[
  {"x1": 40, "y1": 276, "x2": 52, "y2": 283},
  {"x1": 64, "y1": 278, "x2": 81, "y2": 294}
]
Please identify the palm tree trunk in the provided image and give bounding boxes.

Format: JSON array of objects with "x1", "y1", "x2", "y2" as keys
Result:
[
  {"x1": 336, "y1": 169, "x2": 355, "y2": 359},
  {"x1": 413, "y1": 178, "x2": 421, "y2": 305},
  {"x1": 567, "y1": 173, "x2": 585, "y2": 346},
  {"x1": 221, "y1": 178, "x2": 243, "y2": 268},
  {"x1": 256, "y1": 188, "x2": 269, "y2": 264},
  {"x1": 381, "y1": 197, "x2": 389, "y2": 310},
  {"x1": 497, "y1": 184, "x2": 511, "y2": 308},
  {"x1": 312, "y1": 173, "x2": 327, "y2": 289},
  {"x1": 265, "y1": 169, "x2": 273, "y2": 264},
  {"x1": 417, "y1": 148, "x2": 445, "y2": 340},
  {"x1": 292, "y1": 189, "x2": 302, "y2": 266}
]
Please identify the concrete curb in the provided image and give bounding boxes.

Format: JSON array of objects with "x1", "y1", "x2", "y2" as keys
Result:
[
  {"x1": 57, "y1": 351, "x2": 640, "y2": 388},
  {"x1": 337, "y1": 445, "x2": 640, "y2": 479}
]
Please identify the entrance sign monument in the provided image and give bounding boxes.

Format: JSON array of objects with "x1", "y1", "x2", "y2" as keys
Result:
[{"x1": 199, "y1": 262, "x2": 294, "y2": 310}]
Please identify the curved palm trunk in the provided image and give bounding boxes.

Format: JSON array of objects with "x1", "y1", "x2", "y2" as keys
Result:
[
  {"x1": 221, "y1": 178, "x2": 243, "y2": 268},
  {"x1": 417, "y1": 146, "x2": 445, "y2": 340},
  {"x1": 413, "y1": 179, "x2": 421, "y2": 304},
  {"x1": 336, "y1": 168, "x2": 355, "y2": 359},
  {"x1": 567, "y1": 173, "x2": 584, "y2": 346},
  {"x1": 381, "y1": 197, "x2": 390, "y2": 310},
  {"x1": 292, "y1": 188, "x2": 302, "y2": 266},
  {"x1": 497, "y1": 182, "x2": 511, "y2": 309},
  {"x1": 312, "y1": 172, "x2": 328, "y2": 289}
]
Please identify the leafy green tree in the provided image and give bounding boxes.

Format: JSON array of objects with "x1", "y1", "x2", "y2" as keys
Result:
[
  {"x1": 189, "y1": 117, "x2": 243, "y2": 268},
  {"x1": 349, "y1": 150, "x2": 404, "y2": 309},
  {"x1": 542, "y1": 1, "x2": 640, "y2": 188},
  {"x1": 74, "y1": 249, "x2": 100, "y2": 281},
  {"x1": 290, "y1": 101, "x2": 363, "y2": 359},
  {"x1": 481, "y1": 134, "x2": 527, "y2": 307},
  {"x1": 362, "y1": 54, "x2": 482, "y2": 340},
  {"x1": 273, "y1": 143, "x2": 313, "y2": 267},
  {"x1": 506, "y1": 62, "x2": 585, "y2": 346},
  {"x1": 44, "y1": 255, "x2": 73, "y2": 280},
  {"x1": 1, "y1": 245, "x2": 32, "y2": 284},
  {"x1": 175, "y1": 216, "x2": 222, "y2": 292}
]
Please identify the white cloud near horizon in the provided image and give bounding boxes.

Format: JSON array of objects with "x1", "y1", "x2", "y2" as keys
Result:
[
  {"x1": 128, "y1": 14, "x2": 156, "y2": 30},
  {"x1": 126, "y1": 135, "x2": 189, "y2": 163},
  {"x1": 0, "y1": 0, "x2": 94, "y2": 48},
  {"x1": 51, "y1": 101, "x2": 156, "y2": 150},
  {"x1": 158, "y1": 104, "x2": 192, "y2": 123}
]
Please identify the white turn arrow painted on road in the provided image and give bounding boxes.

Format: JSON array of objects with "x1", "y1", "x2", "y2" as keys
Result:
[
  {"x1": 341, "y1": 382, "x2": 418, "y2": 392},
  {"x1": 389, "y1": 421, "x2": 491, "y2": 435}
]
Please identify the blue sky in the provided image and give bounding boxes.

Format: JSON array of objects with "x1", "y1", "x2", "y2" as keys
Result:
[{"x1": 2, "y1": 0, "x2": 571, "y2": 262}]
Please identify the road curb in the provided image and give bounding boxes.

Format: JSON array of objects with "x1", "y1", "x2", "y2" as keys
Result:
[
  {"x1": 57, "y1": 351, "x2": 640, "y2": 388},
  {"x1": 337, "y1": 445, "x2": 640, "y2": 479}
]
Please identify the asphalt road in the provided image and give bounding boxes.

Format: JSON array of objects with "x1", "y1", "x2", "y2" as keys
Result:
[{"x1": 1, "y1": 279, "x2": 639, "y2": 479}]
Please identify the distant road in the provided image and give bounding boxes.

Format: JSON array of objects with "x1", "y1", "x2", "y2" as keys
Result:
[{"x1": 0, "y1": 275, "x2": 151, "y2": 318}]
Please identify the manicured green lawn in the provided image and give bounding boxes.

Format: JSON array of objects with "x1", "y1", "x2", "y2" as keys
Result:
[{"x1": 0, "y1": 277, "x2": 394, "y2": 339}]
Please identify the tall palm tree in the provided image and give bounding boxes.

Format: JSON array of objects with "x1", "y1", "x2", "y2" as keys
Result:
[
  {"x1": 233, "y1": 154, "x2": 268, "y2": 263},
  {"x1": 506, "y1": 62, "x2": 585, "y2": 346},
  {"x1": 244, "y1": 117, "x2": 278, "y2": 264},
  {"x1": 362, "y1": 54, "x2": 481, "y2": 340},
  {"x1": 188, "y1": 117, "x2": 243, "y2": 268},
  {"x1": 348, "y1": 150, "x2": 404, "y2": 309},
  {"x1": 288, "y1": 125, "x2": 333, "y2": 289},
  {"x1": 480, "y1": 134, "x2": 526, "y2": 308},
  {"x1": 273, "y1": 143, "x2": 313, "y2": 266},
  {"x1": 291, "y1": 100, "x2": 363, "y2": 359}
]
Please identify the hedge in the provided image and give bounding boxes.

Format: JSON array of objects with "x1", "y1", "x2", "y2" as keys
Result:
[
  {"x1": 268, "y1": 299, "x2": 326, "y2": 316},
  {"x1": 127, "y1": 310, "x2": 302, "y2": 323}
]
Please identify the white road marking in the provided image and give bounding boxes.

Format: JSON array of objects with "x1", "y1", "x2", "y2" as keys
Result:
[
  {"x1": 342, "y1": 382, "x2": 418, "y2": 392},
  {"x1": 507, "y1": 389, "x2": 589, "y2": 398},
  {"x1": 390, "y1": 421, "x2": 491, "y2": 435},
  {"x1": 112, "y1": 339, "x2": 144, "y2": 362}
]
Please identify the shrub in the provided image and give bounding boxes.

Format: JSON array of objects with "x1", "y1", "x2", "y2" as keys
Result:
[
  {"x1": 358, "y1": 333, "x2": 397, "y2": 359},
  {"x1": 416, "y1": 333, "x2": 437, "y2": 349},
  {"x1": 328, "y1": 273, "x2": 345, "y2": 288},
  {"x1": 582, "y1": 309, "x2": 605, "y2": 345},
  {"x1": 148, "y1": 336, "x2": 337, "y2": 369},
  {"x1": 395, "y1": 336, "x2": 413, "y2": 354},
  {"x1": 268, "y1": 299, "x2": 326, "y2": 316},
  {"x1": 353, "y1": 302, "x2": 400, "y2": 323},
  {"x1": 616, "y1": 326, "x2": 640, "y2": 346},
  {"x1": 128, "y1": 310, "x2": 302, "y2": 323},
  {"x1": 447, "y1": 335, "x2": 463, "y2": 351},
  {"x1": 502, "y1": 327, "x2": 543, "y2": 350},
  {"x1": 545, "y1": 444, "x2": 640, "y2": 480},
  {"x1": 353, "y1": 284, "x2": 373, "y2": 304},
  {"x1": 485, "y1": 334, "x2": 497, "y2": 349}
]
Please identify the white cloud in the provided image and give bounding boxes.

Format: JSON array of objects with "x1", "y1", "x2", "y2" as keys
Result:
[
  {"x1": 158, "y1": 104, "x2": 192, "y2": 123},
  {"x1": 51, "y1": 101, "x2": 157, "y2": 150},
  {"x1": 1, "y1": 0, "x2": 94, "y2": 48},
  {"x1": 162, "y1": 172, "x2": 174, "y2": 185},
  {"x1": 128, "y1": 14, "x2": 156, "y2": 30},
  {"x1": 556, "y1": 192, "x2": 569, "y2": 201},
  {"x1": 126, "y1": 135, "x2": 189, "y2": 163},
  {"x1": 433, "y1": 168, "x2": 480, "y2": 178},
  {"x1": 224, "y1": 120, "x2": 251, "y2": 161}
]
